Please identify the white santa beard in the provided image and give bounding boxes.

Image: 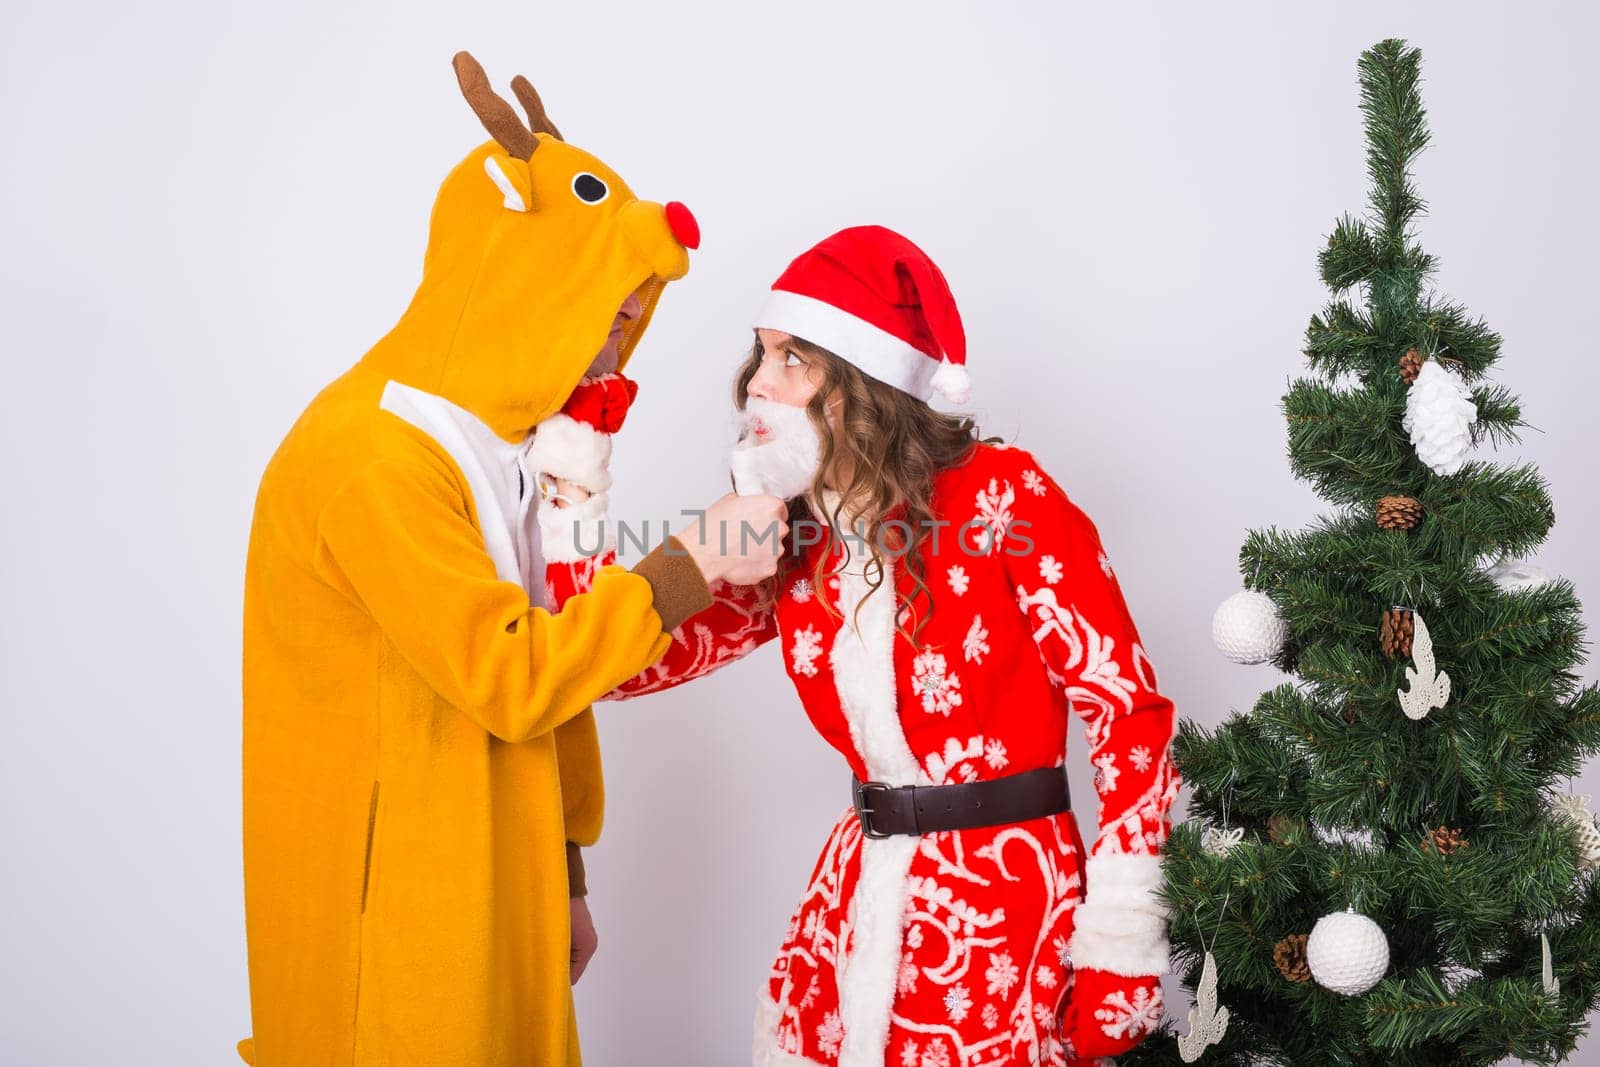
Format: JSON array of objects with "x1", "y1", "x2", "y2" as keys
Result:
[{"x1": 731, "y1": 397, "x2": 823, "y2": 500}]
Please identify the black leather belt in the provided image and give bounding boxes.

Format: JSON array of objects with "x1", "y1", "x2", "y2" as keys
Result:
[{"x1": 850, "y1": 765, "x2": 1071, "y2": 838}]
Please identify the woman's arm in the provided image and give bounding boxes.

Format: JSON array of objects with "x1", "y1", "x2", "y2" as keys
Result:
[{"x1": 996, "y1": 446, "x2": 1179, "y2": 1059}]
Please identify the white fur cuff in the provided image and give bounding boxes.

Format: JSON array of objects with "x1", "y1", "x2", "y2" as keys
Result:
[
  {"x1": 1067, "y1": 852, "x2": 1172, "y2": 977},
  {"x1": 526, "y1": 413, "x2": 613, "y2": 492},
  {"x1": 538, "y1": 490, "x2": 613, "y2": 564},
  {"x1": 752, "y1": 988, "x2": 816, "y2": 1066}
]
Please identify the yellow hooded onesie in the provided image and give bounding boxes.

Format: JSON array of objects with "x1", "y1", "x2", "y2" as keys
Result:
[{"x1": 239, "y1": 53, "x2": 712, "y2": 1066}]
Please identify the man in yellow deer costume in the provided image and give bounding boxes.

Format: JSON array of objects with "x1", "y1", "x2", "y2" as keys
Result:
[{"x1": 240, "y1": 53, "x2": 784, "y2": 1065}]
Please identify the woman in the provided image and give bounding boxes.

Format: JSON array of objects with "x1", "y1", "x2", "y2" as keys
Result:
[{"x1": 530, "y1": 226, "x2": 1179, "y2": 1066}]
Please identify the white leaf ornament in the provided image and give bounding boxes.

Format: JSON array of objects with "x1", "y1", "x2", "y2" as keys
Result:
[
  {"x1": 1177, "y1": 951, "x2": 1230, "y2": 1062},
  {"x1": 1398, "y1": 612, "x2": 1450, "y2": 721}
]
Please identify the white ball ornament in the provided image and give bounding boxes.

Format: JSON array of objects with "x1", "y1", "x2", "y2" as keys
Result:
[
  {"x1": 1550, "y1": 794, "x2": 1600, "y2": 874},
  {"x1": 1486, "y1": 553, "x2": 1553, "y2": 593},
  {"x1": 1306, "y1": 908, "x2": 1390, "y2": 996},
  {"x1": 1212, "y1": 590, "x2": 1287, "y2": 664}
]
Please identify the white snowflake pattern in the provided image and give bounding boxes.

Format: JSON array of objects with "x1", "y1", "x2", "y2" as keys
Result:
[
  {"x1": 943, "y1": 983, "x2": 973, "y2": 1023},
  {"x1": 963, "y1": 614, "x2": 990, "y2": 664},
  {"x1": 1038, "y1": 554, "x2": 1064, "y2": 585},
  {"x1": 1021, "y1": 468, "x2": 1046, "y2": 495},
  {"x1": 1098, "y1": 550, "x2": 1114, "y2": 578},
  {"x1": 971, "y1": 478, "x2": 1016, "y2": 555},
  {"x1": 790, "y1": 577, "x2": 814, "y2": 603},
  {"x1": 912, "y1": 650, "x2": 964, "y2": 715},
  {"x1": 816, "y1": 1011, "x2": 844, "y2": 1058},
  {"x1": 898, "y1": 952, "x2": 920, "y2": 994},
  {"x1": 906, "y1": 924, "x2": 925, "y2": 949},
  {"x1": 981, "y1": 1002, "x2": 1000, "y2": 1030},
  {"x1": 1054, "y1": 935, "x2": 1071, "y2": 969},
  {"x1": 985, "y1": 950, "x2": 1021, "y2": 1000},
  {"x1": 920, "y1": 1039, "x2": 951, "y2": 1067},
  {"x1": 1130, "y1": 745, "x2": 1153, "y2": 773},
  {"x1": 899, "y1": 1039, "x2": 921, "y2": 1067},
  {"x1": 1035, "y1": 964, "x2": 1058, "y2": 989},
  {"x1": 947, "y1": 564, "x2": 970, "y2": 597},
  {"x1": 984, "y1": 738, "x2": 1009, "y2": 769},
  {"x1": 1093, "y1": 752, "x2": 1120, "y2": 793},
  {"x1": 1094, "y1": 985, "x2": 1163, "y2": 1041},
  {"x1": 790, "y1": 625, "x2": 824, "y2": 677}
]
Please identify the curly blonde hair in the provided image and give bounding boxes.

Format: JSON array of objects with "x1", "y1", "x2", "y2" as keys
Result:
[{"x1": 734, "y1": 334, "x2": 1001, "y2": 646}]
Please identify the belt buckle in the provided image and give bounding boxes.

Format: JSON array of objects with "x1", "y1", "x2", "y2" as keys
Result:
[{"x1": 852, "y1": 779, "x2": 894, "y2": 839}]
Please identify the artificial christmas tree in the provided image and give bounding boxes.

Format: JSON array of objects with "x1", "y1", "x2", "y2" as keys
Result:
[{"x1": 1127, "y1": 39, "x2": 1600, "y2": 1065}]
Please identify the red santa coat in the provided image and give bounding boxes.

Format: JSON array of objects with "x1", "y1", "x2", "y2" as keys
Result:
[{"x1": 540, "y1": 439, "x2": 1179, "y2": 1066}]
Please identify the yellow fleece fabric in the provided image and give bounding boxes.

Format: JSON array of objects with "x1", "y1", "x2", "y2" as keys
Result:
[{"x1": 240, "y1": 127, "x2": 707, "y2": 1065}]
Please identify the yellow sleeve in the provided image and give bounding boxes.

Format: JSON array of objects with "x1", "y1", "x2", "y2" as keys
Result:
[
  {"x1": 312, "y1": 458, "x2": 712, "y2": 744},
  {"x1": 554, "y1": 709, "x2": 604, "y2": 897}
]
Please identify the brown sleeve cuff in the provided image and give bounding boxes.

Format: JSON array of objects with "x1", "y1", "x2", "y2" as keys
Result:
[
  {"x1": 629, "y1": 534, "x2": 713, "y2": 632},
  {"x1": 566, "y1": 841, "x2": 588, "y2": 898}
]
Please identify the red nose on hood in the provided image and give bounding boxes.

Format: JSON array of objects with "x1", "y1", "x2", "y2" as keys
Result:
[{"x1": 665, "y1": 201, "x2": 700, "y2": 250}]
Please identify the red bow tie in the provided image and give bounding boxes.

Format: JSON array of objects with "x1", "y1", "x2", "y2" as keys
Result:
[{"x1": 560, "y1": 372, "x2": 639, "y2": 433}]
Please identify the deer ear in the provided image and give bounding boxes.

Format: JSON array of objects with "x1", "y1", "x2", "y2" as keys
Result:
[{"x1": 483, "y1": 154, "x2": 531, "y2": 212}]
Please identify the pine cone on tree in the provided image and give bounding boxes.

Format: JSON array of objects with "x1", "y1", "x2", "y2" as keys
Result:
[
  {"x1": 1399, "y1": 347, "x2": 1424, "y2": 384},
  {"x1": 1424, "y1": 826, "x2": 1469, "y2": 855},
  {"x1": 1381, "y1": 608, "x2": 1415, "y2": 660},
  {"x1": 1275, "y1": 934, "x2": 1313, "y2": 983},
  {"x1": 1377, "y1": 495, "x2": 1423, "y2": 530},
  {"x1": 1267, "y1": 814, "x2": 1298, "y2": 845}
]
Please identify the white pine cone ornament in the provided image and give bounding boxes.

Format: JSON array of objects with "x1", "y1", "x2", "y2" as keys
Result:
[
  {"x1": 1306, "y1": 908, "x2": 1390, "y2": 995},
  {"x1": 1212, "y1": 590, "x2": 1287, "y2": 664},
  {"x1": 1402, "y1": 360, "x2": 1478, "y2": 476},
  {"x1": 1550, "y1": 794, "x2": 1600, "y2": 873}
]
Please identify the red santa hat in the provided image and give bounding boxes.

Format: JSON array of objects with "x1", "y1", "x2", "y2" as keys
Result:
[{"x1": 753, "y1": 225, "x2": 970, "y2": 404}]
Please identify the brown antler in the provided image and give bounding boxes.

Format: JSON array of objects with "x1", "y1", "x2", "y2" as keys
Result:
[
  {"x1": 510, "y1": 76, "x2": 562, "y2": 141},
  {"x1": 452, "y1": 51, "x2": 537, "y2": 160}
]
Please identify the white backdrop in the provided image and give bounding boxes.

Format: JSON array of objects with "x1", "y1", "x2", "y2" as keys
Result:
[{"x1": 2, "y1": 2, "x2": 1597, "y2": 1064}]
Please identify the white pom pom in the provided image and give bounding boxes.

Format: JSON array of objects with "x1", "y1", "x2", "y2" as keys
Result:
[
  {"x1": 1307, "y1": 909, "x2": 1390, "y2": 995},
  {"x1": 1402, "y1": 361, "x2": 1478, "y2": 476},
  {"x1": 930, "y1": 358, "x2": 971, "y2": 404},
  {"x1": 1211, "y1": 590, "x2": 1287, "y2": 664}
]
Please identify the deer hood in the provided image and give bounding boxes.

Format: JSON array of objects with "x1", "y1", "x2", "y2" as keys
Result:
[{"x1": 359, "y1": 52, "x2": 698, "y2": 444}]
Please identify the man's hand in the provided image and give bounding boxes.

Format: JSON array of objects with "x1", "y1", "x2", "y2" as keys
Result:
[
  {"x1": 570, "y1": 896, "x2": 598, "y2": 984},
  {"x1": 545, "y1": 476, "x2": 593, "y2": 508},
  {"x1": 677, "y1": 492, "x2": 788, "y2": 585}
]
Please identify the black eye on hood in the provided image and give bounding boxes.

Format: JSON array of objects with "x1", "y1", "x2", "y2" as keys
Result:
[{"x1": 572, "y1": 173, "x2": 609, "y2": 204}]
